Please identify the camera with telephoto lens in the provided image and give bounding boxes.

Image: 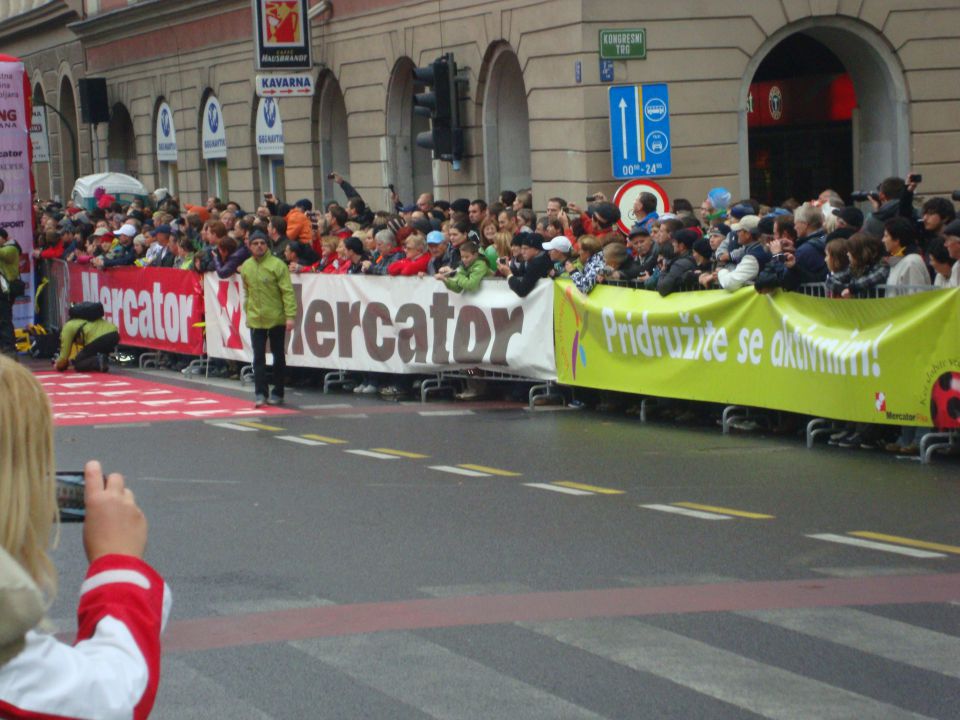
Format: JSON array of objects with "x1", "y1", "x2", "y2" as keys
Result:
[
  {"x1": 850, "y1": 191, "x2": 880, "y2": 203},
  {"x1": 952, "y1": 191, "x2": 960, "y2": 202}
]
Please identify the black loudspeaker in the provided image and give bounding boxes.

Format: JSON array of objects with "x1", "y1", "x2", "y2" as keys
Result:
[{"x1": 77, "y1": 78, "x2": 110, "y2": 124}]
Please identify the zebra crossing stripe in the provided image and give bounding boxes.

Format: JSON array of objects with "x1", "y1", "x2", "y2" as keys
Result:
[
  {"x1": 520, "y1": 617, "x2": 929, "y2": 720},
  {"x1": 740, "y1": 606, "x2": 960, "y2": 680},
  {"x1": 209, "y1": 422, "x2": 259, "y2": 432},
  {"x1": 345, "y1": 450, "x2": 400, "y2": 460}
]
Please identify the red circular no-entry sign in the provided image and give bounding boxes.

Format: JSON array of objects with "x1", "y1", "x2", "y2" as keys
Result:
[{"x1": 612, "y1": 179, "x2": 671, "y2": 235}]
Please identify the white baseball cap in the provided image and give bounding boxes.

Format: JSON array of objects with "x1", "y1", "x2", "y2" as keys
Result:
[
  {"x1": 114, "y1": 223, "x2": 138, "y2": 238},
  {"x1": 541, "y1": 236, "x2": 573, "y2": 253}
]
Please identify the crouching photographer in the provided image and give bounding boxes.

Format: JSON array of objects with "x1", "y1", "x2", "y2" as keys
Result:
[{"x1": 55, "y1": 302, "x2": 120, "y2": 373}]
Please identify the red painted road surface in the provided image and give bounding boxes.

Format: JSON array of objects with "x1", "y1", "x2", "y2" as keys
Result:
[
  {"x1": 161, "y1": 572, "x2": 960, "y2": 654},
  {"x1": 37, "y1": 372, "x2": 295, "y2": 426}
]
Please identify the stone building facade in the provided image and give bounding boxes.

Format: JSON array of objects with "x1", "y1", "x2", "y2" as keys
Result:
[{"x1": 4, "y1": 0, "x2": 959, "y2": 213}]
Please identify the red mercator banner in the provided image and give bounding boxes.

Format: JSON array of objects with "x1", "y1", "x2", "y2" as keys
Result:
[{"x1": 69, "y1": 265, "x2": 205, "y2": 354}]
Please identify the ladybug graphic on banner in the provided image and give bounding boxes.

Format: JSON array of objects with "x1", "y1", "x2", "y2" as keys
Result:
[{"x1": 264, "y1": 1, "x2": 302, "y2": 46}]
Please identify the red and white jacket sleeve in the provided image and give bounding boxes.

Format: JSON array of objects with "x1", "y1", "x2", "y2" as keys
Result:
[{"x1": 0, "y1": 554, "x2": 172, "y2": 720}]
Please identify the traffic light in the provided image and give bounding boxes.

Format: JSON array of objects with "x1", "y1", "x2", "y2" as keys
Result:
[{"x1": 412, "y1": 53, "x2": 464, "y2": 167}]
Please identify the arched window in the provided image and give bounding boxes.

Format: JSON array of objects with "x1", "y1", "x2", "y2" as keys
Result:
[
  {"x1": 482, "y1": 46, "x2": 531, "y2": 200},
  {"x1": 313, "y1": 73, "x2": 350, "y2": 204},
  {"x1": 107, "y1": 102, "x2": 138, "y2": 176}
]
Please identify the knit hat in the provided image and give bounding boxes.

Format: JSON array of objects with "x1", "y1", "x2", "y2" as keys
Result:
[
  {"x1": 835, "y1": 206, "x2": 864, "y2": 229},
  {"x1": 295, "y1": 198, "x2": 313, "y2": 211},
  {"x1": 518, "y1": 232, "x2": 544, "y2": 249},
  {"x1": 672, "y1": 229, "x2": 699, "y2": 251},
  {"x1": 592, "y1": 202, "x2": 621, "y2": 227},
  {"x1": 692, "y1": 238, "x2": 713, "y2": 259}
]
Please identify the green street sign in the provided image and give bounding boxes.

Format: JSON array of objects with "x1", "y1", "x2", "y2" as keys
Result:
[{"x1": 599, "y1": 29, "x2": 647, "y2": 60}]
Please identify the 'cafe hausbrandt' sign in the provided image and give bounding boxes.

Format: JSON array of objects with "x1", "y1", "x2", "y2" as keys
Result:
[{"x1": 252, "y1": 0, "x2": 312, "y2": 71}]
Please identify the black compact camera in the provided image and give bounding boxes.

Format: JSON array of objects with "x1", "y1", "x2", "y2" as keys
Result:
[
  {"x1": 908, "y1": 173, "x2": 923, "y2": 184},
  {"x1": 850, "y1": 191, "x2": 880, "y2": 203},
  {"x1": 56, "y1": 471, "x2": 85, "y2": 522}
]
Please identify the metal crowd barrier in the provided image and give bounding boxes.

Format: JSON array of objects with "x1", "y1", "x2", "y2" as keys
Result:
[{"x1": 37, "y1": 258, "x2": 71, "y2": 332}]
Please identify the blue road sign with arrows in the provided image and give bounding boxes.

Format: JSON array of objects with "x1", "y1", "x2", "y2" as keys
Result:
[{"x1": 608, "y1": 83, "x2": 671, "y2": 179}]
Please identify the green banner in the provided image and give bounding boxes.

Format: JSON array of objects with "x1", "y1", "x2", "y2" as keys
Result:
[{"x1": 554, "y1": 281, "x2": 960, "y2": 427}]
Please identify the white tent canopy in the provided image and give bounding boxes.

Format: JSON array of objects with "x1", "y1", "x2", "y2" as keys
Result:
[{"x1": 71, "y1": 172, "x2": 149, "y2": 210}]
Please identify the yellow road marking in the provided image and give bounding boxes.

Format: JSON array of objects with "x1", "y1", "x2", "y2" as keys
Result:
[
  {"x1": 458, "y1": 464, "x2": 521, "y2": 477},
  {"x1": 302, "y1": 434, "x2": 348, "y2": 444},
  {"x1": 371, "y1": 448, "x2": 430, "y2": 459},
  {"x1": 672, "y1": 502, "x2": 774, "y2": 519},
  {"x1": 234, "y1": 420, "x2": 284, "y2": 431},
  {"x1": 554, "y1": 481, "x2": 624, "y2": 495},
  {"x1": 850, "y1": 532, "x2": 960, "y2": 555}
]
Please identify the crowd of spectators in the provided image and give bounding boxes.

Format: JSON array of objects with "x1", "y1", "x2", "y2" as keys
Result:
[{"x1": 27, "y1": 171, "x2": 960, "y2": 449}]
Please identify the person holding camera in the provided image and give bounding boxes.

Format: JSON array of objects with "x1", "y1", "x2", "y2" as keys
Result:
[
  {"x1": 499, "y1": 232, "x2": 553, "y2": 297},
  {"x1": 0, "y1": 356, "x2": 170, "y2": 719},
  {"x1": 564, "y1": 235, "x2": 605, "y2": 294}
]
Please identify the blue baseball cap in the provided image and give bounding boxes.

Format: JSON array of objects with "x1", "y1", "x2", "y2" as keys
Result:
[{"x1": 426, "y1": 231, "x2": 446, "y2": 245}]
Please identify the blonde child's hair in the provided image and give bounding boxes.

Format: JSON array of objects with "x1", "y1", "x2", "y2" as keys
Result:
[{"x1": 0, "y1": 356, "x2": 58, "y2": 601}]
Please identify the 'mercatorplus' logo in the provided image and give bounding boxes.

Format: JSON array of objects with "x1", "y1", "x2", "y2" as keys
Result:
[{"x1": 874, "y1": 391, "x2": 886, "y2": 413}]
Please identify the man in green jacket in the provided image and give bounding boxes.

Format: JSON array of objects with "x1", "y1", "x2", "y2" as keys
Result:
[
  {"x1": 240, "y1": 231, "x2": 297, "y2": 407},
  {"x1": 55, "y1": 317, "x2": 120, "y2": 372},
  {"x1": 0, "y1": 229, "x2": 22, "y2": 358},
  {"x1": 436, "y1": 240, "x2": 491, "y2": 293}
]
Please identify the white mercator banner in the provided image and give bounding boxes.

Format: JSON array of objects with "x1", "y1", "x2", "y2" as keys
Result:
[{"x1": 204, "y1": 274, "x2": 557, "y2": 380}]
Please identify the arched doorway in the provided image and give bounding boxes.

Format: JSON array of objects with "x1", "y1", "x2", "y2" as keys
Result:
[
  {"x1": 107, "y1": 102, "x2": 138, "y2": 176},
  {"x1": 313, "y1": 73, "x2": 350, "y2": 204},
  {"x1": 57, "y1": 76, "x2": 79, "y2": 201},
  {"x1": 385, "y1": 57, "x2": 432, "y2": 206},
  {"x1": 740, "y1": 18, "x2": 909, "y2": 204},
  {"x1": 482, "y1": 46, "x2": 531, "y2": 200}
]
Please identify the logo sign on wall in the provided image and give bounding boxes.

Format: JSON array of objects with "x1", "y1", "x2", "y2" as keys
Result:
[
  {"x1": 256, "y1": 97, "x2": 284, "y2": 156},
  {"x1": 252, "y1": 0, "x2": 312, "y2": 71},
  {"x1": 155, "y1": 101, "x2": 178, "y2": 162},
  {"x1": 201, "y1": 96, "x2": 227, "y2": 160},
  {"x1": 30, "y1": 105, "x2": 49, "y2": 163}
]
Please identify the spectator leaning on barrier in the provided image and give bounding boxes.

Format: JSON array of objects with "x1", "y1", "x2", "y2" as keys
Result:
[
  {"x1": 657, "y1": 229, "x2": 698, "y2": 296},
  {"x1": 422, "y1": 230, "x2": 451, "y2": 276},
  {"x1": 388, "y1": 233, "x2": 430, "y2": 276},
  {"x1": 628, "y1": 226, "x2": 659, "y2": 276},
  {"x1": 715, "y1": 216, "x2": 768, "y2": 291},
  {"x1": 92, "y1": 224, "x2": 137, "y2": 269},
  {"x1": 839, "y1": 232, "x2": 889, "y2": 298},
  {"x1": 883, "y1": 217, "x2": 930, "y2": 296},
  {"x1": 437, "y1": 240, "x2": 491, "y2": 293},
  {"x1": 565, "y1": 235, "x2": 605, "y2": 294},
  {"x1": 542, "y1": 236, "x2": 573, "y2": 277},
  {"x1": 363, "y1": 230, "x2": 401, "y2": 275},
  {"x1": 928, "y1": 238, "x2": 957, "y2": 289},
  {"x1": 240, "y1": 233, "x2": 296, "y2": 408},
  {"x1": 501, "y1": 232, "x2": 552, "y2": 297},
  {"x1": 602, "y1": 242, "x2": 640, "y2": 282}
]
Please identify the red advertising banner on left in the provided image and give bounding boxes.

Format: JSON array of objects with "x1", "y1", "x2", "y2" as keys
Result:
[{"x1": 69, "y1": 265, "x2": 205, "y2": 355}]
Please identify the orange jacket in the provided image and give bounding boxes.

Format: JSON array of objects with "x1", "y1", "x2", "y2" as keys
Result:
[{"x1": 285, "y1": 207, "x2": 314, "y2": 245}]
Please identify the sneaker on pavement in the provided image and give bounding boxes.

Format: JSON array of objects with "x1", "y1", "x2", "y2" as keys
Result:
[
  {"x1": 268, "y1": 392, "x2": 284, "y2": 405},
  {"x1": 254, "y1": 394, "x2": 267, "y2": 408},
  {"x1": 828, "y1": 429, "x2": 849, "y2": 444},
  {"x1": 353, "y1": 383, "x2": 366, "y2": 394},
  {"x1": 360, "y1": 383, "x2": 378, "y2": 394},
  {"x1": 884, "y1": 442, "x2": 904, "y2": 454},
  {"x1": 837, "y1": 432, "x2": 862, "y2": 448},
  {"x1": 379, "y1": 385, "x2": 400, "y2": 397}
]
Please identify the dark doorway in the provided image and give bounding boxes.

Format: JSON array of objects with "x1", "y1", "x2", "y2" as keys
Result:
[{"x1": 748, "y1": 34, "x2": 855, "y2": 206}]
